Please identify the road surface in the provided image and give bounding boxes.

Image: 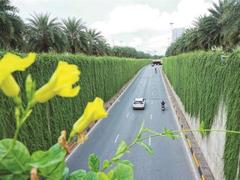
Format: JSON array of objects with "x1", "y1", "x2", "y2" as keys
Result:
[{"x1": 66, "y1": 65, "x2": 197, "y2": 180}]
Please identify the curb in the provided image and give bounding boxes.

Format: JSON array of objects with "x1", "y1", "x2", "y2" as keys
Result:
[{"x1": 161, "y1": 68, "x2": 215, "y2": 180}]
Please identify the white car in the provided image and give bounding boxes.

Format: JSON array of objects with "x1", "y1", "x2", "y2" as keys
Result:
[{"x1": 133, "y1": 98, "x2": 146, "y2": 110}]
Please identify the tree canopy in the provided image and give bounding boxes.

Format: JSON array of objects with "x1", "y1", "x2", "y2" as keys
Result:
[
  {"x1": 0, "y1": 1, "x2": 154, "y2": 59},
  {"x1": 166, "y1": 0, "x2": 240, "y2": 56}
]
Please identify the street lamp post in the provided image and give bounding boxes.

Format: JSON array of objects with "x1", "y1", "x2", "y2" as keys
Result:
[{"x1": 169, "y1": 22, "x2": 174, "y2": 44}]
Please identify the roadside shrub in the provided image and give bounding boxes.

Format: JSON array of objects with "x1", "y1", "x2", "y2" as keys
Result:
[
  {"x1": 163, "y1": 51, "x2": 240, "y2": 180},
  {"x1": 0, "y1": 53, "x2": 149, "y2": 152}
]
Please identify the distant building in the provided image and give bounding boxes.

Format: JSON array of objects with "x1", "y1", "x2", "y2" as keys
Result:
[{"x1": 172, "y1": 28, "x2": 185, "y2": 42}]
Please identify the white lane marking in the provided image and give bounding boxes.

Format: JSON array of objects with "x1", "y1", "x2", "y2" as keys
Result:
[
  {"x1": 148, "y1": 137, "x2": 151, "y2": 146},
  {"x1": 150, "y1": 114, "x2": 153, "y2": 120},
  {"x1": 114, "y1": 134, "x2": 119, "y2": 143},
  {"x1": 126, "y1": 113, "x2": 129, "y2": 118}
]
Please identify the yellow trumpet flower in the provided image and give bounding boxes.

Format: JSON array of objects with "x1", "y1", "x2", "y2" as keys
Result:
[
  {"x1": 34, "y1": 61, "x2": 80, "y2": 103},
  {"x1": 0, "y1": 53, "x2": 36, "y2": 97},
  {"x1": 70, "y1": 97, "x2": 108, "y2": 138}
]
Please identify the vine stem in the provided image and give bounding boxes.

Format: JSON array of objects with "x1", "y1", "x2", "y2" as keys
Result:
[
  {"x1": 138, "y1": 128, "x2": 240, "y2": 142},
  {"x1": 104, "y1": 127, "x2": 240, "y2": 171},
  {"x1": 13, "y1": 127, "x2": 20, "y2": 145},
  {"x1": 175, "y1": 129, "x2": 240, "y2": 134},
  {"x1": 13, "y1": 105, "x2": 32, "y2": 140},
  {"x1": 5, "y1": 103, "x2": 33, "y2": 156}
]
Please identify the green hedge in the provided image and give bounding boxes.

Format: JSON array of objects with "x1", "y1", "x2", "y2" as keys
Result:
[
  {"x1": 163, "y1": 51, "x2": 240, "y2": 180},
  {"x1": 0, "y1": 53, "x2": 149, "y2": 152}
]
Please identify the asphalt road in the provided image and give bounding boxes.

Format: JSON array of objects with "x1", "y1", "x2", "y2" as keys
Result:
[{"x1": 66, "y1": 65, "x2": 197, "y2": 180}]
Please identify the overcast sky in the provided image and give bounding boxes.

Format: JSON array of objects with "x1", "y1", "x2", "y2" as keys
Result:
[{"x1": 12, "y1": 0, "x2": 217, "y2": 55}]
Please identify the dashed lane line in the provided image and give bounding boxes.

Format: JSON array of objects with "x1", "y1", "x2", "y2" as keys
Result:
[{"x1": 114, "y1": 134, "x2": 119, "y2": 144}]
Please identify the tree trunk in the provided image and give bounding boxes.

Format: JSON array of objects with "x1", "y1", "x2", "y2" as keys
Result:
[
  {"x1": 71, "y1": 46, "x2": 76, "y2": 54},
  {"x1": 43, "y1": 46, "x2": 49, "y2": 52}
]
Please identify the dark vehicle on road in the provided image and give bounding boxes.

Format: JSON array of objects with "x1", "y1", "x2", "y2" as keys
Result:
[
  {"x1": 161, "y1": 100, "x2": 165, "y2": 111},
  {"x1": 152, "y1": 59, "x2": 162, "y2": 66}
]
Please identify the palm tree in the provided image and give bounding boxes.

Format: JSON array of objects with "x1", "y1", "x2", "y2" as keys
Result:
[
  {"x1": 220, "y1": 1, "x2": 240, "y2": 50},
  {"x1": 208, "y1": 0, "x2": 226, "y2": 19},
  {"x1": 62, "y1": 17, "x2": 87, "y2": 54},
  {"x1": 85, "y1": 29, "x2": 106, "y2": 55},
  {"x1": 208, "y1": 0, "x2": 230, "y2": 49},
  {"x1": 95, "y1": 38, "x2": 112, "y2": 56},
  {"x1": 166, "y1": 0, "x2": 240, "y2": 56},
  {"x1": 184, "y1": 28, "x2": 199, "y2": 51},
  {"x1": 194, "y1": 15, "x2": 217, "y2": 50},
  {"x1": 26, "y1": 14, "x2": 66, "y2": 52},
  {"x1": 0, "y1": 0, "x2": 24, "y2": 49}
]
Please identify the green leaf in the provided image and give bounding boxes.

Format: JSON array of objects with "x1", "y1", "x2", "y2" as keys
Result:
[
  {"x1": 142, "y1": 128, "x2": 152, "y2": 133},
  {"x1": 199, "y1": 121, "x2": 206, "y2": 136},
  {"x1": 163, "y1": 128, "x2": 176, "y2": 140},
  {"x1": 111, "y1": 162, "x2": 134, "y2": 180},
  {"x1": 15, "y1": 107, "x2": 21, "y2": 125},
  {"x1": 0, "y1": 174, "x2": 28, "y2": 180},
  {"x1": 63, "y1": 167, "x2": 70, "y2": 179},
  {"x1": 88, "y1": 154, "x2": 100, "y2": 172},
  {"x1": 0, "y1": 139, "x2": 31, "y2": 179},
  {"x1": 25, "y1": 74, "x2": 36, "y2": 101},
  {"x1": 118, "y1": 160, "x2": 133, "y2": 167},
  {"x1": 102, "y1": 160, "x2": 110, "y2": 171},
  {"x1": 13, "y1": 96, "x2": 22, "y2": 106},
  {"x1": 30, "y1": 144, "x2": 66, "y2": 180},
  {"x1": 97, "y1": 172, "x2": 109, "y2": 180},
  {"x1": 67, "y1": 169, "x2": 86, "y2": 180},
  {"x1": 112, "y1": 141, "x2": 128, "y2": 161},
  {"x1": 142, "y1": 128, "x2": 158, "y2": 135},
  {"x1": 136, "y1": 121, "x2": 145, "y2": 140},
  {"x1": 85, "y1": 171, "x2": 97, "y2": 180},
  {"x1": 67, "y1": 170, "x2": 98, "y2": 180},
  {"x1": 107, "y1": 170, "x2": 113, "y2": 179},
  {"x1": 137, "y1": 142, "x2": 154, "y2": 155}
]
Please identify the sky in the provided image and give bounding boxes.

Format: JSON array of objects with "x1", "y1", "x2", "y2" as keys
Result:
[{"x1": 12, "y1": 0, "x2": 218, "y2": 55}]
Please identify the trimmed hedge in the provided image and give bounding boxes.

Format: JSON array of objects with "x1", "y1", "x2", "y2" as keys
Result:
[
  {"x1": 0, "y1": 53, "x2": 149, "y2": 152},
  {"x1": 163, "y1": 51, "x2": 240, "y2": 180}
]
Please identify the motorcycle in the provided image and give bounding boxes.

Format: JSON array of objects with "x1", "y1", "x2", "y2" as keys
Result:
[{"x1": 161, "y1": 104, "x2": 165, "y2": 111}]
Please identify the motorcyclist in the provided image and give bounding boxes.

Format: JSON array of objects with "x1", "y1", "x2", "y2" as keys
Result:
[{"x1": 161, "y1": 100, "x2": 165, "y2": 107}]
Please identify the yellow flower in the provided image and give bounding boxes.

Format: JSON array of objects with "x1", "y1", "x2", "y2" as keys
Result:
[
  {"x1": 70, "y1": 97, "x2": 108, "y2": 138},
  {"x1": 0, "y1": 53, "x2": 36, "y2": 97},
  {"x1": 34, "y1": 61, "x2": 80, "y2": 103}
]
